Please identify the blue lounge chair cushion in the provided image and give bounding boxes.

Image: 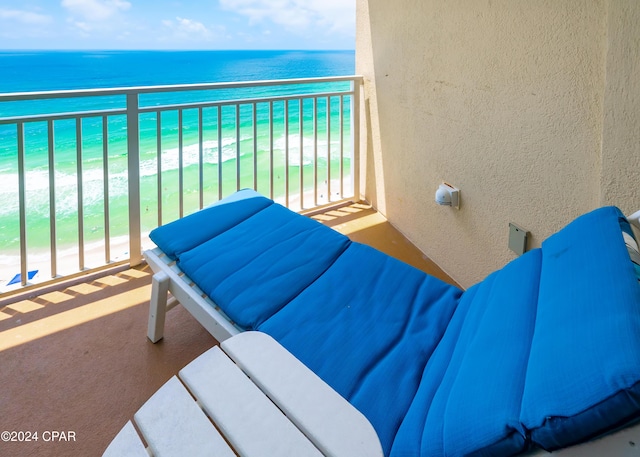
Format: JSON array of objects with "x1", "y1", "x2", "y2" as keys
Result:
[
  {"x1": 259, "y1": 242, "x2": 463, "y2": 455},
  {"x1": 149, "y1": 189, "x2": 273, "y2": 260},
  {"x1": 520, "y1": 206, "x2": 640, "y2": 450},
  {"x1": 149, "y1": 189, "x2": 640, "y2": 456},
  {"x1": 393, "y1": 249, "x2": 541, "y2": 457},
  {"x1": 178, "y1": 203, "x2": 351, "y2": 330}
]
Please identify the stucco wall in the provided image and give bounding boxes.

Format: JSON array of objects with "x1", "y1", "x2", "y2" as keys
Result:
[
  {"x1": 601, "y1": 0, "x2": 640, "y2": 210},
  {"x1": 356, "y1": 0, "x2": 640, "y2": 288}
]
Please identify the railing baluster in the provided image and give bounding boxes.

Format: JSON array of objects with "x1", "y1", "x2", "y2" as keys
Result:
[
  {"x1": 269, "y1": 101, "x2": 274, "y2": 200},
  {"x1": 285, "y1": 100, "x2": 289, "y2": 207},
  {"x1": 327, "y1": 96, "x2": 331, "y2": 202},
  {"x1": 313, "y1": 97, "x2": 318, "y2": 206},
  {"x1": 253, "y1": 102, "x2": 258, "y2": 191},
  {"x1": 156, "y1": 111, "x2": 163, "y2": 226},
  {"x1": 76, "y1": 117, "x2": 85, "y2": 271},
  {"x1": 47, "y1": 119, "x2": 57, "y2": 277},
  {"x1": 217, "y1": 105, "x2": 222, "y2": 201},
  {"x1": 102, "y1": 116, "x2": 110, "y2": 264},
  {"x1": 198, "y1": 107, "x2": 204, "y2": 209},
  {"x1": 17, "y1": 122, "x2": 27, "y2": 286},
  {"x1": 299, "y1": 99, "x2": 304, "y2": 209},
  {"x1": 236, "y1": 104, "x2": 241, "y2": 191},
  {"x1": 339, "y1": 95, "x2": 344, "y2": 199},
  {"x1": 178, "y1": 109, "x2": 184, "y2": 218}
]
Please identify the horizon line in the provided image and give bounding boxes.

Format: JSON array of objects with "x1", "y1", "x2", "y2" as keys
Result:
[{"x1": 0, "y1": 48, "x2": 355, "y2": 53}]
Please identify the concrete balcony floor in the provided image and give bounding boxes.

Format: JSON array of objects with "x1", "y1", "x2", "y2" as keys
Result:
[{"x1": 0, "y1": 203, "x2": 457, "y2": 457}]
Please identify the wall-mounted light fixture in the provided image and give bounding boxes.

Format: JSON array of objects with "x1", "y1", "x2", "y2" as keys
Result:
[{"x1": 435, "y1": 182, "x2": 460, "y2": 209}]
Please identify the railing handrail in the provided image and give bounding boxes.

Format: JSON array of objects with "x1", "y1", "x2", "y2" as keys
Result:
[
  {"x1": 0, "y1": 89, "x2": 355, "y2": 125},
  {"x1": 0, "y1": 75, "x2": 364, "y2": 102}
]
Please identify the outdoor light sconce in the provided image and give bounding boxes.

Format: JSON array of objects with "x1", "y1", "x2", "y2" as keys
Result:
[{"x1": 435, "y1": 182, "x2": 460, "y2": 209}]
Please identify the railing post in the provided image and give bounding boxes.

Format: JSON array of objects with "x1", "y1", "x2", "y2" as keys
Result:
[
  {"x1": 17, "y1": 123, "x2": 28, "y2": 286},
  {"x1": 352, "y1": 78, "x2": 362, "y2": 202},
  {"x1": 48, "y1": 119, "x2": 58, "y2": 277},
  {"x1": 127, "y1": 92, "x2": 142, "y2": 266},
  {"x1": 76, "y1": 118, "x2": 85, "y2": 271}
]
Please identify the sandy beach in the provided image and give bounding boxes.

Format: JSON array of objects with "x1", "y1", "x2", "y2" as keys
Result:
[{"x1": 0, "y1": 235, "x2": 146, "y2": 294}]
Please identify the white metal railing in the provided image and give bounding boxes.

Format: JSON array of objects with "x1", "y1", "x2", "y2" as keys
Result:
[{"x1": 0, "y1": 76, "x2": 362, "y2": 291}]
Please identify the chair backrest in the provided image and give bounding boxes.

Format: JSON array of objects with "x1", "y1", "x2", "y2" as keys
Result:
[
  {"x1": 394, "y1": 206, "x2": 640, "y2": 456},
  {"x1": 522, "y1": 206, "x2": 640, "y2": 450}
]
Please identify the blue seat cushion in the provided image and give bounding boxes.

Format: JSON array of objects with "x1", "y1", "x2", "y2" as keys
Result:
[
  {"x1": 151, "y1": 189, "x2": 640, "y2": 455},
  {"x1": 392, "y1": 249, "x2": 541, "y2": 457},
  {"x1": 521, "y1": 206, "x2": 640, "y2": 450},
  {"x1": 259, "y1": 242, "x2": 463, "y2": 456},
  {"x1": 149, "y1": 189, "x2": 273, "y2": 260},
  {"x1": 178, "y1": 203, "x2": 351, "y2": 330}
]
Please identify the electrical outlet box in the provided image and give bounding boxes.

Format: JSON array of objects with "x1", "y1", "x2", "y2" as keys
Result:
[{"x1": 508, "y1": 223, "x2": 529, "y2": 255}]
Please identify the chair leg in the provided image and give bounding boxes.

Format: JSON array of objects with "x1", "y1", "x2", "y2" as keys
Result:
[{"x1": 148, "y1": 271, "x2": 170, "y2": 343}]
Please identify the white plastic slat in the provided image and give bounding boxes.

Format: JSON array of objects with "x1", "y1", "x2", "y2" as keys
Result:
[
  {"x1": 134, "y1": 376, "x2": 235, "y2": 457},
  {"x1": 179, "y1": 346, "x2": 323, "y2": 457},
  {"x1": 102, "y1": 421, "x2": 147, "y2": 457},
  {"x1": 221, "y1": 332, "x2": 384, "y2": 457}
]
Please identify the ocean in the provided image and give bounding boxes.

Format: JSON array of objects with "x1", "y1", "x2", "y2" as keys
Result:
[{"x1": 0, "y1": 50, "x2": 355, "y2": 273}]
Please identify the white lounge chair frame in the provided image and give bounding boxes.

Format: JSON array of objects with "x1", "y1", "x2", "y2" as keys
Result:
[
  {"x1": 144, "y1": 246, "x2": 242, "y2": 344},
  {"x1": 142, "y1": 209, "x2": 640, "y2": 456}
]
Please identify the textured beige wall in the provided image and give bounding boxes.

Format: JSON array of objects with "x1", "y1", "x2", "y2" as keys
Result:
[
  {"x1": 356, "y1": 0, "x2": 640, "y2": 288},
  {"x1": 601, "y1": 0, "x2": 640, "y2": 211}
]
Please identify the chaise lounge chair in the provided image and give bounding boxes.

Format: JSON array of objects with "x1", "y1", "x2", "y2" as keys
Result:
[{"x1": 140, "y1": 189, "x2": 640, "y2": 456}]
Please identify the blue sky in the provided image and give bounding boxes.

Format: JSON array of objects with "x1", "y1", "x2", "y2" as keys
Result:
[{"x1": 0, "y1": 0, "x2": 355, "y2": 50}]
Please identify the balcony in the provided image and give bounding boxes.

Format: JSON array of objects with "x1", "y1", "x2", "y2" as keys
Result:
[{"x1": 0, "y1": 1, "x2": 636, "y2": 454}]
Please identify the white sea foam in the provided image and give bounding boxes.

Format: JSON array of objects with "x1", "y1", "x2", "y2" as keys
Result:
[
  {"x1": 0, "y1": 167, "x2": 130, "y2": 218},
  {"x1": 0, "y1": 131, "x2": 351, "y2": 221},
  {"x1": 139, "y1": 138, "x2": 242, "y2": 177},
  {"x1": 273, "y1": 133, "x2": 346, "y2": 167}
]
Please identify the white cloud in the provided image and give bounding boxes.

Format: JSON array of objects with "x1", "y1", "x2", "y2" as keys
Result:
[
  {"x1": 219, "y1": 0, "x2": 354, "y2": 35},
  {"x1": 0, "y1": 8, "x2": 52, "y2": 24},
  {"x1": 61, "y1": 0, "x2": 131, "y2": 22},
  {"x1": 72, "y1": 20, "x2": 92, "y2": 33},
  {"x1": 162, "y1": 16, "x2": 219, "y2": 42},
  {"x1": 175, "y1": 17, "x2": 211, "y2": 37}
]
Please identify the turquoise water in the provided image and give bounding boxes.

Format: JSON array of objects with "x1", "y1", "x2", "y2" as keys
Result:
[{"x1": 0, "y1": 50, "x2": 355, "y2": 258}]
